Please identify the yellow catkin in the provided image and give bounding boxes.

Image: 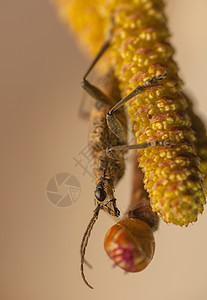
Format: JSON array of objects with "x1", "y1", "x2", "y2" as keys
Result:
[{"x1": 55, "y1": 0, "x2": 206, "y2": 226}]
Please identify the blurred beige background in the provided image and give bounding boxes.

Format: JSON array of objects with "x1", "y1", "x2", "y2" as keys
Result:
[{"x1": 1, "y1": 1, "x2": 207, "y2": 300}]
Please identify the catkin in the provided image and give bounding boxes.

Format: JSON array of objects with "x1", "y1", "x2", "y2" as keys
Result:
[{"x1": 55, "y1": 0, "x2": 206, "y2": 226}]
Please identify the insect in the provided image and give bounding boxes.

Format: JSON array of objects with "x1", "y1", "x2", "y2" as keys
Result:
[
  {"x1": 58, "y1": 0, "x2": 206, "y2": 226},
  {"x1": 105, "y1": 151, "x2": 159, "y2": 273},
  {"x1": 80, "y1": 69, "x2": 127, "y2": 289},
  {"x1": 80, "y1": 66, "x2": 167, "y2": 288}
]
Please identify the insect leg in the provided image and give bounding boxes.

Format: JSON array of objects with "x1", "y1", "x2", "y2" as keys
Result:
[
  {"x1": 80, "y1": 37, "x2": 113, "y2": 106},
  {"x1": 106, "y1": 140, "x2": 175, "y2": 157},
  {"x1": 78, "y1": 92, "x2": 91, "y2": 120},
  {"x1": 81, "y1": 14, "x2": 114, "y2": 81},
  {"x1": 79, "y1": 18, "x2": 114, "y2": 119},
  {"x1": 106, "y1": 73, "x2": 167, "y2": 140},
  {"x1": 82, "y1": 41, "x2": 110, "y2": 81},
  {"x1": 82, "y1": 78, "x2": 128, "y2": 145},
  {"x1": 80, "y1": 19, "x2": 117, "y2": 107},
  {"x1": 81, "y1": 78, "x2": 114, "y2": 107},
  {"x1": 108, "y1": 73, "x2": 167, "y2": 116}
]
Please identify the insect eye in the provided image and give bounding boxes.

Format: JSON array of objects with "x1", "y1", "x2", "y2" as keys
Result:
[{"x1": 94, "y1": 187, "x2": 106, "y2": 202}]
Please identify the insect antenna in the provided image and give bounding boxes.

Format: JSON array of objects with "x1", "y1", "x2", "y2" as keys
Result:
[{"x1": 80, "y1": 204, "x2": 101, "y2": 289}]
